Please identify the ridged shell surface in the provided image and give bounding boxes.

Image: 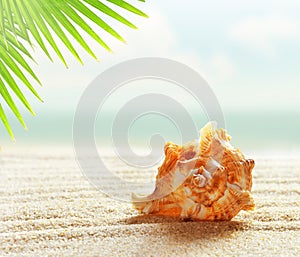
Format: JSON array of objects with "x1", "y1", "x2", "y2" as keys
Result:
[{"x1": 131, "y1": 122, "x2": 255, "y2": 221}]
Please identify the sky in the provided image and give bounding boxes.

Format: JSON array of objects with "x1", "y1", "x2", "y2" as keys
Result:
[
  {"x1": 1, "y1": 0, "x2": 300, "y2": 150},
  {"x1": 26, "y1": 0, "x2": 300, "y2": 111}
]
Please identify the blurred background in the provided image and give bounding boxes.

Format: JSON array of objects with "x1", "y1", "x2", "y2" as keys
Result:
[{"x1": 1, "y1": 0, "x2": 300, "y2": 155}]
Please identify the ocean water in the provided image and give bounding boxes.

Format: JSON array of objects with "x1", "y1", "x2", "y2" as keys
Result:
[{"x1": 1, "y1": 109, "x2": 300, "y2": 155}]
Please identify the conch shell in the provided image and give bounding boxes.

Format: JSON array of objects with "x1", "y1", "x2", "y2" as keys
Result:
[{"x1": 131, "y1": 122, "x2": 255, "y2": 221}]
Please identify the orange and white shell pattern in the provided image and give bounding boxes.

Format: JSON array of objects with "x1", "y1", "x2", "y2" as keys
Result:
[{"x1": 131, "y1": 122, "x2": 255, "y2": 221}]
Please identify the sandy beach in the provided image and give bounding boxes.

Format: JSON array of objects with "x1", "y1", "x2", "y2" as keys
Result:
[{"x1": 0, "y1": 148, "x2": 299, "y2": 256}]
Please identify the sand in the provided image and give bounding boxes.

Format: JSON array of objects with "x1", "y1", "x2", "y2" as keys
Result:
[{"x1": 0, "y1": 148, "x2": 299, "y2": 257}]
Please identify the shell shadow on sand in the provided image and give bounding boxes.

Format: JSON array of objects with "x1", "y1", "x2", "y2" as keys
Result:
[{"x1": 123, "y1": 214, "x2": 253, "y2": 243}]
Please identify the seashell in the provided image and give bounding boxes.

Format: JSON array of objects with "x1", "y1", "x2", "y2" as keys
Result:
[{"x1": 131, "y1": 122, "x2": 255, "y2": 221}]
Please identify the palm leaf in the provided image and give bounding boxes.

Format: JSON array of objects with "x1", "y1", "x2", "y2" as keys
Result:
[
  {"x1": 0, "y1": 0, "x2": 147, "y2": 139},
  {"x1": 0, "y1": 103, "x2": 14, "y2": 140}
]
